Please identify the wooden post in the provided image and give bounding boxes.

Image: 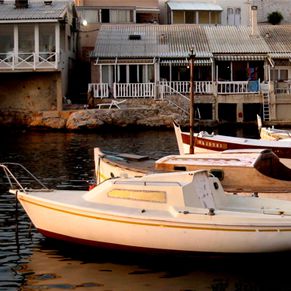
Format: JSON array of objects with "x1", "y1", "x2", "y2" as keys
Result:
[{"x1": 189, "y1": 49, "x2": 195, "y2": 154}]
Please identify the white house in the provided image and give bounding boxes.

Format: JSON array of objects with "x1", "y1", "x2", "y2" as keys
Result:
[{"x1": 0, "y1": 0, "x2": 78, "y2": 111}]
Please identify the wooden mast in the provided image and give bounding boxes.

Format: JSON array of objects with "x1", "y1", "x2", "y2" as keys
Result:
[{"x1": 189, "y1": 48, "x2": 195, "y2": 154}]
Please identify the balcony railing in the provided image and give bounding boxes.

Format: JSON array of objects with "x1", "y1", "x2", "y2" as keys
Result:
[
  {"x1": 88, "y1": 80, "x2": 263, "y2": 99},
  {"x1": 274, "y1": 81, "x2": 291, "y2": 94},
  {"x1": 88, "y1": 83, "x2": 155, "y2": 99},
  {"x1": 0, "y1": 52, "x2": 58, "y2": 70},
  {"x1": 160, "y1": 81, "x2": 213, "y2": 95},
  {"x1": 217, "y1": 80, "x2": 260, "y2": 94}
]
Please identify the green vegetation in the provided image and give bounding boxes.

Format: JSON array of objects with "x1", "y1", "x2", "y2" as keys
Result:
[{"x1": 267, "y1": 11, "x2": 283, "y2": 25}]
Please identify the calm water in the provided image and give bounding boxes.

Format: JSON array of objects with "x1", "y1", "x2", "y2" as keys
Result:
[{"x1": 1, "y1": 127, "x2": 291, "y2": 291}]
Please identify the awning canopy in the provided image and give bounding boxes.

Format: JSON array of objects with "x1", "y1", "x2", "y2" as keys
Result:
[
  {"x1": 95, "y1": 58, "x2": 155, "y2": 65},
  {"x1": 215, "y1": 55, "x2": 266, "y2": 61},
  {"x1": 167, "y1": 2, "x2": 223, "y2": 11},
  {"x1": 268, "y1": 53, "x2": 291, "y2": 59},
  {"x1": 160, "y1": 58, "x2": 213, "y2": 66}
]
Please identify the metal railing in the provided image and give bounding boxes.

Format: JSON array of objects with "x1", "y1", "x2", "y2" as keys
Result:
[{"x1": 0, "y1": 163, "x2": 50, "y2": 192}]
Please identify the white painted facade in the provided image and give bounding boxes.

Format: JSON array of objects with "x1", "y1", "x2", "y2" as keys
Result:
[{"x1": 159, "y1": 0, "x2": 291, "y2": 25}]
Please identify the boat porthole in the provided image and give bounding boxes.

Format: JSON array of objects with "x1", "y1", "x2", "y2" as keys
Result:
[{"x1": 213, "y1": 182, "x2": 219, "y2": 190}]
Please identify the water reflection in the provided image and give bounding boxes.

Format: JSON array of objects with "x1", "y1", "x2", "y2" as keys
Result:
[{"x1": 16, "y1": 241, "x2": 291, "y2": 291}]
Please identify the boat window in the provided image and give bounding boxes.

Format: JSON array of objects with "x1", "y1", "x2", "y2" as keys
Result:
[
  {"x1": 174, "y1": 166, "x2": 187, "y2": 171},
  {"x1": 108, "y1": 189, "x2": 166, "y2": 203}
]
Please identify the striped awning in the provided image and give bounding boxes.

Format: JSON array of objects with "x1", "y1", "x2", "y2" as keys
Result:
[
  {"x1": 215, "y1": 55, "x2": 266, "y2": 61},
  {"x1": 95, "y1": 58, "x2": 155, "y2": 65},
  {"x1": 268, "y1": 53, "x2": 291, "y2": 59},
  {"x1": 160, "y1": 58, "x2": 213, "y2": 66}
]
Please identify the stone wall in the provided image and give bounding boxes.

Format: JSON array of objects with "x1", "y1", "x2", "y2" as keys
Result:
[{"x1": 0, "y1": 72, "x2": 61, "y2": 111}]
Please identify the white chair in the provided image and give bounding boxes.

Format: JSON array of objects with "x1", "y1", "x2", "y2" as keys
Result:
[{"x1": 97, "y1": 99, "x2": 126, "y2": 109}]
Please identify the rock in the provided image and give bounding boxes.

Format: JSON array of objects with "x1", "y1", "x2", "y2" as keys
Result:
[{"x1": 0, "y1": 100, "x2": 189, "y2": 130}]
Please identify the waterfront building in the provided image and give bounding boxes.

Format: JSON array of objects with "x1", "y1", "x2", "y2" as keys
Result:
[
  {"x1": 75, "y1": 0, "x2": 160, "y2": 103},
  {"x1": 89, "y1": 8, "x2": 291, "y2": 123},
  {"x1": 159, "y1": 0, "x2": 291, "y2": 26},
  {"x1": 0, "y1": 0, "x2": 78, "y2": 111}
]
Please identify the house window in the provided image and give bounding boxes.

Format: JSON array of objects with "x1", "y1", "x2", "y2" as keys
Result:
[
  {"x1": 110, "y1": 9, "x2": 133, "y2": 23},
  {"x1": 271, "y1": 68, "x2": 289, "y2": 81},
  {"x1": 227, "y1": 7, "x2": 241, "y2": 25},
  {"x1": 211, "y1": 11, "x2": 221, "y2": 24},
  {"x1": 185, "y1": 11, "x2": 196, "y2": 23},
  {"x1": 199, "y1": 11, "x2": 209, "y2": 24},
  {"x1": 217, "y1": 61, "x2": 231, "y2": 81},
  {"x1": 39, "y1": 24, "x2": 55, "y2": 53},
  {"x1": 101, "y1": 65, "x2": 114, "y2": 84},
  {"x1": 235, "y1": 8, "x2": 241, "y2": 25},
  {"x1": 18, "y1": 24, "x2": 34, "y2": 53},
  {"x1": 0, "y1": 25, "x2": 13, "y2": 55},
  {"x1": 172, "y1": 11, "x2": 184, "y2": 23},
  {"x1": 79, "y1": 9, "x2": 99, "y2": 24},
  {"x1": 101, "y1": 9, "x2": 110, "y2": 23}
]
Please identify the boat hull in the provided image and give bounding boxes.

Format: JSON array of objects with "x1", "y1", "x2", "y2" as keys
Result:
[
  {"x1": 174, "y1": 121, "x2": 291, "y2": 158},
  {"x1": 17, "y1": 192, "x2": 291, "y2": 253},
  {"x1": 95, "y1": 148, "x2": 291, "y2": 193}
]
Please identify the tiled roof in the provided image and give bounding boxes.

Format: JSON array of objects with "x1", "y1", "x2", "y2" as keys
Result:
[
  {"x1": 0, "y1": 0, "x2": 70, "y2": 22},
  {"x1": 205, "y1": 25, "x2": 269, "y2": 54},
  {"x1": 259, "y1": 25, "x2": 291, "y2": 53},
  {"x1": 93, "y1": 24, "x2": 211, "y2": 58},
  {"x1": 92, "y1": 24, "x2": 291, "y2": 59}
]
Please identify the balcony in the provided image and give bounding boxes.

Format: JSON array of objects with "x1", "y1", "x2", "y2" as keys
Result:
[
  {"x1": 88, "y1": 80, "x2": 261, "y2": 99},
  {"x1": 0, "y1": 52, "x2": 59, "y2": 71}
]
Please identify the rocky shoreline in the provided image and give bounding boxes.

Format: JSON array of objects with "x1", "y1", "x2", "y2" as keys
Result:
[
  {"x1": 0, "y1": 100, "x2": 192, "y2": 130},
  {"x1": 1, "y1": 99, "x2": 289, "y2": 130}
]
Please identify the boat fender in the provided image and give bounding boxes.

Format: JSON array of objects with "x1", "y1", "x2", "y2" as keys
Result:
[
  {"x1": 208, "y1": 208, "x2": 215, "y2": 216},
  {"x1": 89, "y1": 184, "x2": 96, "y2": 191}
]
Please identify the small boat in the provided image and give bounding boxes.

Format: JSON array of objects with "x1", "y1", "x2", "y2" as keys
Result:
[
  {"x1": 95, "y1": 148, "x2": 155, "y2": 184},
  {"x1": 5, "y1": 163, "x2": 291, "y2": 253},
  {"x1": 173, "y1": 121, "x2": 291, "y2": 158},
  {"x1": 95, "y1": 147, "x2": 291, "y2": 193},
  {"x1": 257, "y1": 114, "x2": 291, "y2": 141}
]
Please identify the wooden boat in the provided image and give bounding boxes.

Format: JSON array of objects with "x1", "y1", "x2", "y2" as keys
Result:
[
  {"x1": 94, "y1": 148, "x2": 156, "y2": 184},
  {"x1": 94, "y1": 148, "x2": 291, "y2": 194},
  {"x1": 5, "y1": 162, "x2": 291, "y2": 253},
  {"x1": 173, "y1": 121, "x2": 291, "y2": 158},
  {"x1": 257, "y1": 114, "x2": 291, "y2": 141}
]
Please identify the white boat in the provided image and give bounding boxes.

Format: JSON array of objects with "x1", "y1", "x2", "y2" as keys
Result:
[
  {"x1": 173, "y1": 121, "x2": 291, "y2": 158},
  {"x1": 95, "y1": 148, "x2": 155, "y2": 184},
  {"x1": 95, "y1": 147, "x2": 291, "y2": 194},
  {"x1": 257, "y1": 114, "x2": 291, "y2": 141},
  {"x1": 5, "y1": 163, "x2": 291, "y2": 253}
]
